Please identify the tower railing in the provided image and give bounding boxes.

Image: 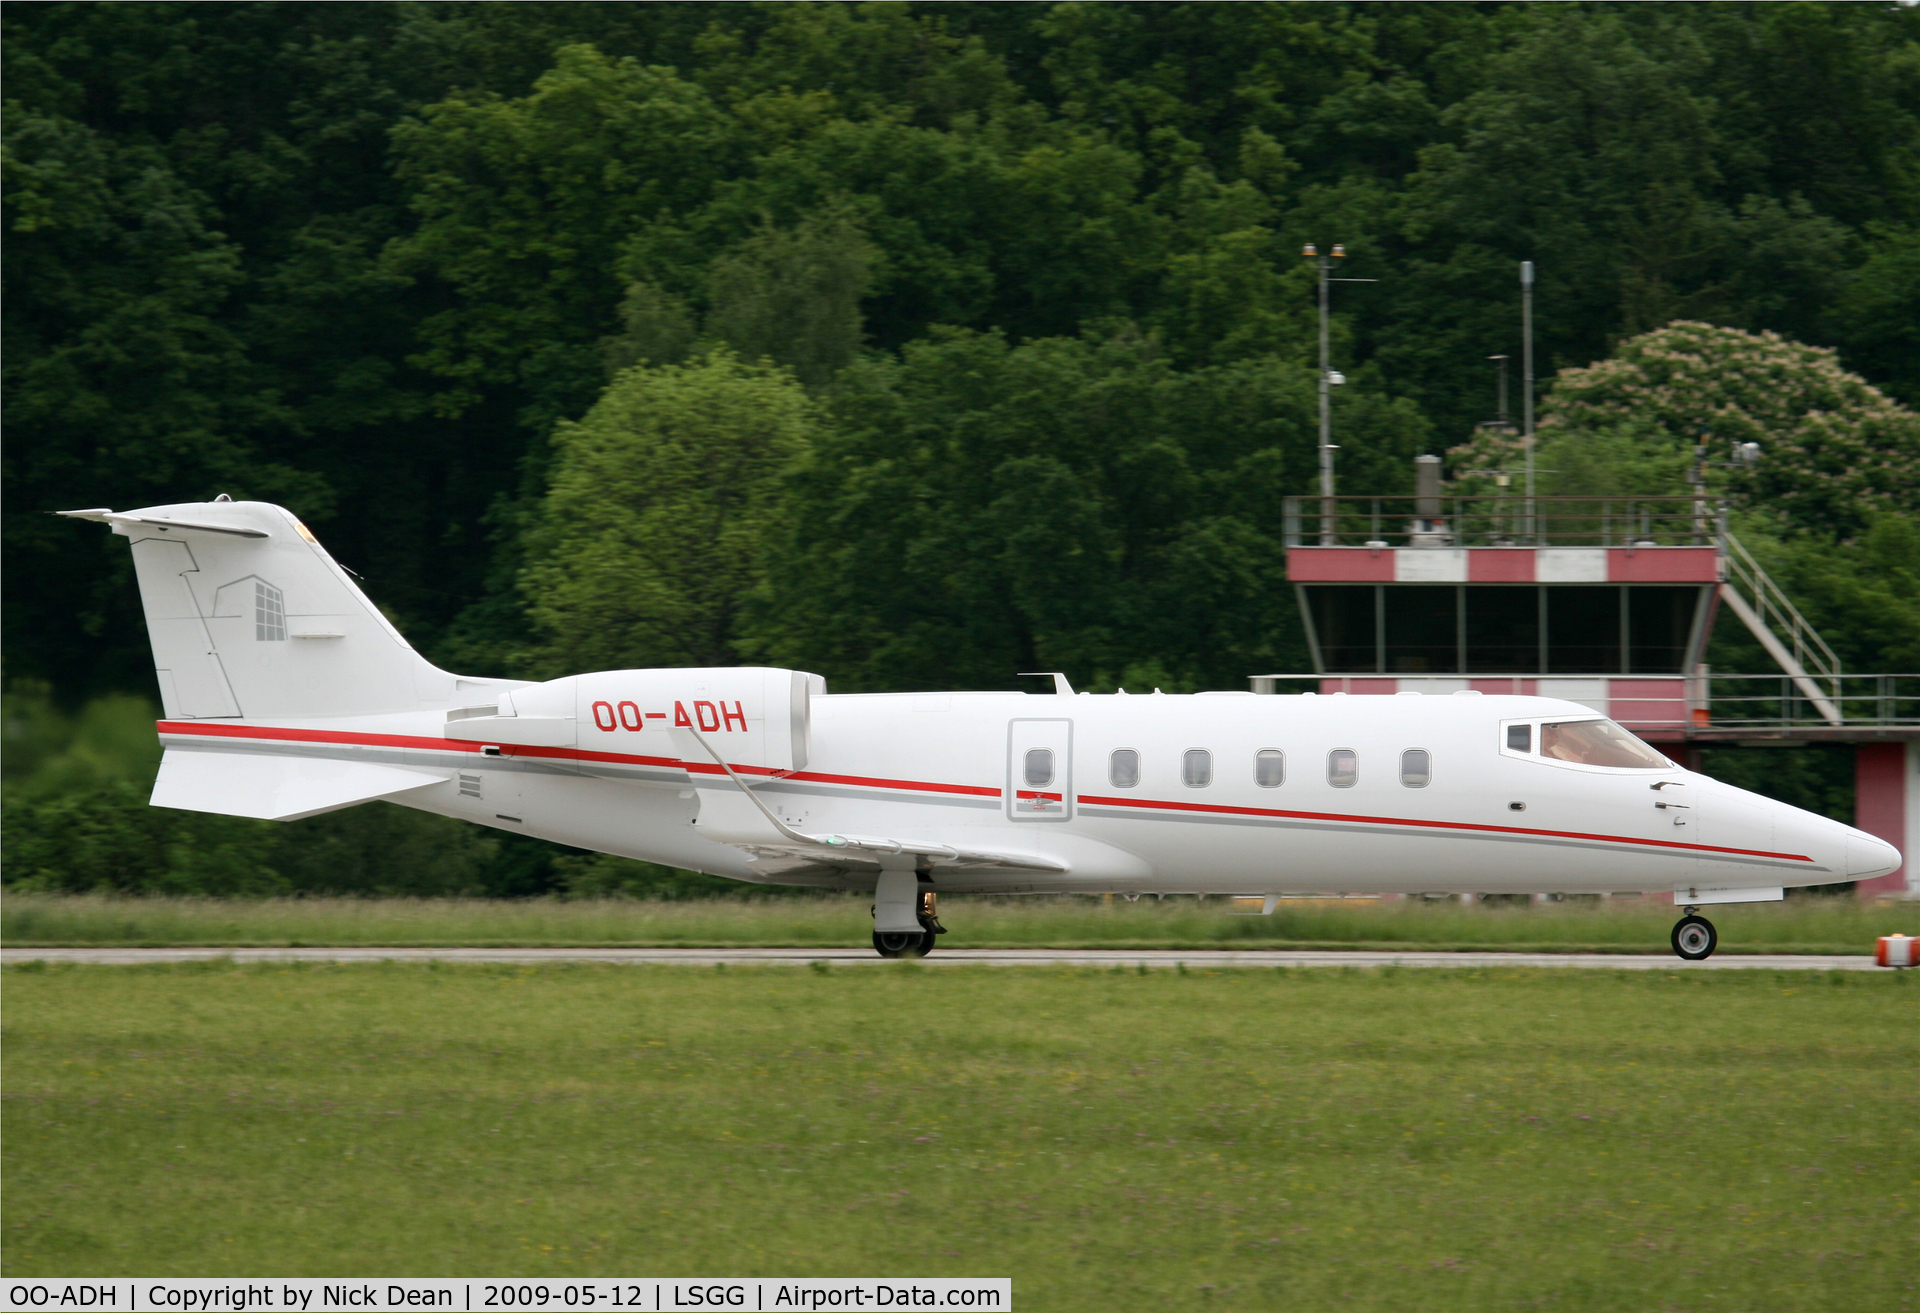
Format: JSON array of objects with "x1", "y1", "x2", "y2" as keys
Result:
[
  {"x1": 1246, "y1": 673, "x2": 1920, "y2": 731},
  {"x1": 1281, "y1": 495, "x2": 1706, "y2": 548},
  {"x1": 1276, "y1": 494, "x2": 1870, "y2": 730}
]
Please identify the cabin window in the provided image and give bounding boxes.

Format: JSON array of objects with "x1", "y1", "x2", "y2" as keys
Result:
[
  {"x1": 1182, "y1": 749, "x2": 1213, "y2": 788},
  {"x1": 1539, "y1": 720, "x2": 1669, "y2": 769},
  {"x1": 1400, "y1": 749, "x2": 1432, "y2": 788},
  {"x1": 1506, "y1": 724, "x2": 1533, "y2": 753},
  {"x1": 1255, "y1": 749, "x2": 1285, "y2": 788},
  {"x1": 1328, "y1": 749, "x2": 1358, "y2": 788},
  {"x1": 254, "y1": 580, "x2": 286, "y2": 642},
  {"x1": 1109, "y1": 749, "x2": 1140, "y2": 789},
  {"x1": 1023, "y1": 748, "x2": 1054, "y2": 788}
]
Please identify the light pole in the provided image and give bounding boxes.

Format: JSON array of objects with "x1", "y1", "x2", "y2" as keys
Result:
[
  {"x1": 1303, "y1": 243, "x2": 1377, "y2": 545},
  {"x1": 1520, "y1": 260, "x2": 1535, "y2": 542}
]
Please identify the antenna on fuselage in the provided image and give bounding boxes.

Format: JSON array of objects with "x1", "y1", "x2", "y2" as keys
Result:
[{"x1": 1017, "y1": 672, "x2": 1074, "y2": 695}]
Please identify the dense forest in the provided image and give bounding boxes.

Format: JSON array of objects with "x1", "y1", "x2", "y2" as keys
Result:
[{"x1": 5, "y1": 2, "x2": 1918, "y2": 895}]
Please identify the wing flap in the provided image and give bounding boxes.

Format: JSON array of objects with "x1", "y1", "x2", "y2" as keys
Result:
[
  {"x1": 151, "y1": 748, "x2": 448, "y2": 821},
  {"x1": 724, "y1": 836, "x2": 1068, "y2": 876},
  {"x1": 804, "y1": 833, "x2": 1069, "y2": 872}
]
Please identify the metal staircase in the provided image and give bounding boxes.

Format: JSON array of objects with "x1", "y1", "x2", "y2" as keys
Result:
[{"x1": 1717, "y1": 530, "x2": 1843, "y2": 725}]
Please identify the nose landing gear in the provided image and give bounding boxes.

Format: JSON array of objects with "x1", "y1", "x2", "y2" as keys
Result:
[
  {"x1": 872, "y1": 889, "x2": 946, "y2": 958},
  {"x1": 1671, "y1": 909, "x2": 1718, "y2": 961}
]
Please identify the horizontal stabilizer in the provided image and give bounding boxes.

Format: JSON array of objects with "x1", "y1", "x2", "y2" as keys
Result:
[
  {"x1": 151, "y1": 748, "x2": 448, "y2": 821},
  {"x1": 57, "y1": 508, "x2": 270, "y2": 538}
]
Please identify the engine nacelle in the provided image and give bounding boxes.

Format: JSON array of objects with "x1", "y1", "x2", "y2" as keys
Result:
[
  {"x1": 578, "y1": 665, "x2": 822, "y2": 775},
  {"x1": 446, "y1": 666, "x2": 823, "y2": 777}
]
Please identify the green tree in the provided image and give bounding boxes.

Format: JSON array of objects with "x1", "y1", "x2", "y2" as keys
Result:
[
  {"x1": 2, "y1": 2, "x2": 533, "y2": 694},
  {"x1": 1544, "y1": 321, "x2": 1920, "y2": 535},
  {"x1": 387, "y1": 43, "x2": 743, "y2": 430},
  {"x1": 519, "y1": 352, "x2": 817, "y2": 674},
  {"x1": 703, "y1": 205, "x2": 879, "y2": 387},
  {"x1": 1, "y1": 100, "x2": 327, "y2": 691},
  {"x1": 744, "y1": 329, "x2": 1345, "y2": 692},
  {"x1": 10, "y1": 0, "x2": 1919, "y2": 710},
  {"x1": 1831, "y1": 224, "x2": 1920, "y2": 407},
  {"x1": 1373, "y1": 4, "x2": 1917, "y2": 440},
  {"x1": 604, "y1": 203, "x2": 881, "y2": 387}
]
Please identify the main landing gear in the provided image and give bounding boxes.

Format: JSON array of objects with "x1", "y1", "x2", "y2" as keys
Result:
[
  {"x1": 872, "y1": 889, "x2": 947, "y2": 959},
  {"x1": 1671, "y1": 908, "x2": 1718, "y2": 961}
]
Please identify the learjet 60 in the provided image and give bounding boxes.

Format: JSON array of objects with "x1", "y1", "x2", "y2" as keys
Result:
[{"x1": 63, "y1": 499, "x2": 1902, "y2": 959}]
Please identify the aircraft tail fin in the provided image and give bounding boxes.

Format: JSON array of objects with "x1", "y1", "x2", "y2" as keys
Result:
[{"x1": 59, "y1": 500, "x2": 478, "y2": 720}]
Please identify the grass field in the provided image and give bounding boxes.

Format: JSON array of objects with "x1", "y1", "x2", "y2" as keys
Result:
[
  {"x1": 3, "y1": 961, "x2": 1915, "y2": 1310},
  {"x1": 4, "y1": 892, "x2": 1916, "y2": 955}
]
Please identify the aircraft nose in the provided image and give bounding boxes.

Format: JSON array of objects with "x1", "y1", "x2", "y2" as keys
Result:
[{"x1": 1845, "y1": 833, "x2": 1903, "y2": 880}]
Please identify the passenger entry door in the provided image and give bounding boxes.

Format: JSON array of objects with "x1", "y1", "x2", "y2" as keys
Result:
[{"x1": 1008, "y1": 719, "x2": 1073, "y2": 822}]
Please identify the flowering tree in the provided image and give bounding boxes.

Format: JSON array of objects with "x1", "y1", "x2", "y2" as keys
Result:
[{"x1": 1541, "y1": 321, "x2": 1920, "y2": 534}]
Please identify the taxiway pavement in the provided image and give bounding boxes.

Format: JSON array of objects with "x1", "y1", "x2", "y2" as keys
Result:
[{"x1": 0, "y1": 946, "x2": 1884, "y2": 969}]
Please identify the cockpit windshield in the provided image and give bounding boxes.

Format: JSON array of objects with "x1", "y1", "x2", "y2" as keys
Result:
[{"x1": 1539, "y1": 719, "x2": 1670, "y2": 769}]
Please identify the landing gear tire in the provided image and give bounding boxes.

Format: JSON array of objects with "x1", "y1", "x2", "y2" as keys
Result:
[
  {"x1": 1671, "y1": 913, "x2": 1717, "y2": 961},
  {"x1": 871, "y1": 888, "x2": 945, "y2": 958},
  {"x1": 873, "y1": 929, "x2": 928, "y2": 959}
]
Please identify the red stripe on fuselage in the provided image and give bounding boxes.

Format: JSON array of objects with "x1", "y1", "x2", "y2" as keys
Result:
[
  {"x1": 154, "y1": 721, "x2": 1812, "y2": 863},
  {"x1": 154, "y1": 721, "x2": 1001, "y2": 799}
]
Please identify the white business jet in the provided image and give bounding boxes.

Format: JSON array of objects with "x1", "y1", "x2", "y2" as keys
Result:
[{"x1": 62, "y1": 499, "x2": 1901, "y2": 959}]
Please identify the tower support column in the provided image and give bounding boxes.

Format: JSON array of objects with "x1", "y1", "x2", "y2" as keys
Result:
[{"x1": 1853, "y1": 742, "x2": 1916, "y2": 899}]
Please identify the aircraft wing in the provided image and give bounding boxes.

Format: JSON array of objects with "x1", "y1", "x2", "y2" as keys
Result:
[
  {"x1": 731, "y1": 833, "x2": 1070, "y2": 878},
  {"x1": 678, "y1": 723, "x2": 1069, "y2": 877}
]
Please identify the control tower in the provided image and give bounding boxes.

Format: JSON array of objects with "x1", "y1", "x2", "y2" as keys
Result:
[{"x1": 1258, "y1": 457, "x2": 1918, "y2": 898}]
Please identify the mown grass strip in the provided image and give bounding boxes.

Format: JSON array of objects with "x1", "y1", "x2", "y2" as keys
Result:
[
  {"x1": 4, "y1": 892, "x2": 1914, "y2": 954},
  {"x1": 2, "y1": 961, "x2": 1914, "y2": 1310}
]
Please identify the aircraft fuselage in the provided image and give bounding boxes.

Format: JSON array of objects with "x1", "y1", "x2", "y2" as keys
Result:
[{"x1": 156, "y1": 688, "x2": 1879, "y2": 900}]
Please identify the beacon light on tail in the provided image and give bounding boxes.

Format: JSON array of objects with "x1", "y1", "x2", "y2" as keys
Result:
[{"x1": 60, "y1": 499, "x2": 1904, "y2": 958}]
